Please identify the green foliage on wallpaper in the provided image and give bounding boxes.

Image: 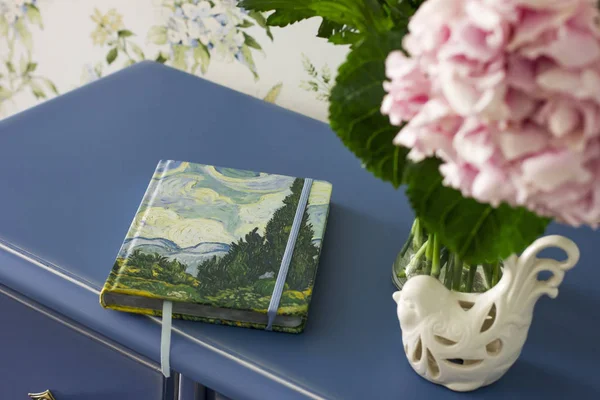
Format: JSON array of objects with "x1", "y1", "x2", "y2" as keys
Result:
[
  {"x1": 105, "y1": 178, "x2": 319, "y2": 315},
  {"x1": 0, "y1": 2, "x2": 59, "y2": 114},
  {"x1": 300, "y1": 54, "x2": 332, "y2": 102}
]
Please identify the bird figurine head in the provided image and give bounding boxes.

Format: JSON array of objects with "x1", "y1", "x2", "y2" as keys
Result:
[{"x1": 393, "y1": 275, "x2": 454, "y2": 330}]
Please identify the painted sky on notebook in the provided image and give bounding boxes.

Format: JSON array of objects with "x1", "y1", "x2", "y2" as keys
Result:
[{"x1": 127, "y1": 161, "x2": 330, "y2": 250}]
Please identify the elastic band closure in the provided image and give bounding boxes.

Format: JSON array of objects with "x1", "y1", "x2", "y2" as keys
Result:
[
  {"x1": 266, "y1": 178, "x2": 313, "y2": 331},
  {"x1": 161, "y1": 300, "x2": 173, "y2": 377}
]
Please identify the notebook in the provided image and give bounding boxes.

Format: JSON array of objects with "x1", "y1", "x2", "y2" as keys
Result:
[{"x1": 100, "y1": 160, "x2": 332, "y2": 333}]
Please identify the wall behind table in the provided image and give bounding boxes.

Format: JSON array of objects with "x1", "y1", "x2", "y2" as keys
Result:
[{"x1": 0, "y1": 0, "x2": 349, "y2": 121}]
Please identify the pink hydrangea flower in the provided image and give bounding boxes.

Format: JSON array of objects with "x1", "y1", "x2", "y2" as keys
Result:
[{"x1": 381, "y1": 0, "x2": 600, "y2": 227}]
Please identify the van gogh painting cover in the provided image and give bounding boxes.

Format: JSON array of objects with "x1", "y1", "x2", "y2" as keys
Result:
[{"x1": 100, "y1": 160, "x2": 332, "y2": 333}]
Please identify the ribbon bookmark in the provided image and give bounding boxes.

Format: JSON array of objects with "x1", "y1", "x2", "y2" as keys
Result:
[
  {"x1": 160, "y1": 300, "x2": 173, "y2": 377},
  {"x1": 266, "y1": 178, "x2": 313, "y2": 331}
]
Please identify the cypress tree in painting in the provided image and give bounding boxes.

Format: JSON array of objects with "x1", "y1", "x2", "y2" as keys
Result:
[
  {"x1": 264, "y1": 178, "x2": 320, "y2": 291},
  {"x1": 286, "y1": 201, "x2": 319, "y2": 291},
  {"x1": 194, "y1": 178, "x2": 319, "y2": 292}
]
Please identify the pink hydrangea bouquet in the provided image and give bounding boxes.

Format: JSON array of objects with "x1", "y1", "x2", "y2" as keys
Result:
[
  {"x1": 241, "y1": 0, "x2": 600, "y2": 292},
  {"x1": 383, "y1": 0, "x2": 600, "y2": 227}
]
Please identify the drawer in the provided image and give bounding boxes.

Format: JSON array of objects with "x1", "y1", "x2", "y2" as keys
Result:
[{"x1": 0, "y1": 287, "x2": 168, "y2": 400}]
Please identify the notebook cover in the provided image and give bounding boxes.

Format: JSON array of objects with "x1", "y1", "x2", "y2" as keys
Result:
[{"x1": 100, "y1": 160, "x2": 332, "y2": 333}]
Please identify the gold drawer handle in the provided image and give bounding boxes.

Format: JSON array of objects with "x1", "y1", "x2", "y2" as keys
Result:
[{"x1": 28, "y1": 390, "x2": 56, "y2": 400}]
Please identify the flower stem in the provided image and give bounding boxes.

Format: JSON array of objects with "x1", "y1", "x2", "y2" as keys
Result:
[
  {"x1": 444, "y1": 254, "x2": 454, "y2": 289},
  {"x1": 413, "y1": 239, "x2": 429, "y2": 261},
  {"x1": 492, "y1": 261, "x2": 501, "y2": 286},
  {"x1": 413, "y1": 219, "x2": 423, "y2": 250},
  {"x1": 410, "y1": 218, "x2": 418, "y2": 235},
  {"x1": 452, "y1": 255, "x2": 463, "y2": 292},
  {"x1": 406, "y1": 239, "x2": 428, "y2": 276},
  {"x1": 399, "y1": 233, "x2": 413, "y2": 257},
  {"x1": 424, "y1": 234, "x2": 433, "y2": 274},
  {"x1": 466, "y1": 265, "x2": 477, "y2": 292},
  {"x1": 426, "y1": 234, "x2": 433, "y2": 260},
  {"x1": 431, "y1": 235, "x2": 441, "y2": 278},
  {"x1": 482, "y1": 263, "x2": 493, "y2": 288}
]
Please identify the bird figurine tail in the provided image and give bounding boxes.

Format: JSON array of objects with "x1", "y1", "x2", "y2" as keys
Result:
[
  {"x1": 501, "y1": 235, "x2": 580, "y2": 318},
  {"x1": 393, "y1": 235, "x2": 579, "y2": 392}
]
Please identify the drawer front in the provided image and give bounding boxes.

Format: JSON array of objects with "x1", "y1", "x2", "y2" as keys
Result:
[
  {"x1": 178, "y1": 375, "x2": 206, "y2": 400},
  {"x1": 0, "y1": 289, "x2": 167, "y2": 400}
]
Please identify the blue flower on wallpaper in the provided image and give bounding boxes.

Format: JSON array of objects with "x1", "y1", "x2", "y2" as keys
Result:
[
  {"x1": 81, "y1": 6, "x2": 282, "y2": 105},
  {"x1": 149, "y1": 0, "x2": 270, "y2": 79}
]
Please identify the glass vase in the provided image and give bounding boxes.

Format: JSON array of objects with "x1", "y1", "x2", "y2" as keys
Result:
[{"x1": 392, "y1": 219, "x2": 502, "y2": 293}]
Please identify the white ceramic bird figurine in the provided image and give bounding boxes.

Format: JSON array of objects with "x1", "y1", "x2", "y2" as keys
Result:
[{"x1": 393, "y1": 235, "x2": 580, "y2": 392}]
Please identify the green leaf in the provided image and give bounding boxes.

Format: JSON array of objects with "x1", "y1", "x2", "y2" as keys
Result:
[
  {"x1": 316, "y1": 92, "x2": 330, "y2": 102},
  {"x1": 301, "y1": 54, "x2": 317, "y2": 78},
  {"x1": 172, "y1": 44, "x2": 187, "y2": 70},
  {"x1": 247, "y1": 10, "x2": 273, "y2": 40},
  {"x1": 267, "y1": 9, "x2": 316, "y2": 27},
  {"x1": 15, "y1": 19, "x2": 33, "y2": 50},
  {"x1": 128, "y1": 41, "x2": 145, "y2": 60},
  {"x1": 118, "y1": 29, "x2": 134, "y2": 38},
  {"x1": 240, "y1": 0, "x2": 393, "y2": 34},
  {"x1": 26, "y1": 4, "x2": 43, "y2": 28},
  {"x1": 19, "y1": 56, "x2": 28, "y2": 74},
  {"x1": 239, "y1": 0, "x2": 343, "y2": 28},
  {"x1": 329, "y1": 30, "x2": 408, "y2": 188},
  {"x1": 317, "y1": 19, "x2": 342, "y2": 38},
  {"x1": 94, "y1": 62, "x2": 103, "y2": 78},
  {"x1": 243, "y1": 33, "x2": 262, "y2": 50},
  {"x1": 25, "y1": 62, "x2": 37, "y2": 73},
  {"x1": 42, "y1": 78, "x2": 59, "y2": 95},
  {"x1": 316, "y1": 19, "x2": 362, "y2": 45},
  {"x1": 30, "y1": 81, "x2": 46, "y2": 99},
  {"x1": 405, "y1": 158, "x2": 551, "y2": 265},
  {"x1": 299, "y1": 81, "x2": 314, "y2": 91},
  {"x1": 240, "y1": 44, "x2": 258, "y2": 80},
  {"x1": 106, "y1": 47, "x2": 118, "y2": 64},
  {"x1": 239, "y1": 20, "x2": 254, "y2": 28},
  {"x1": 241, "y1": 0, "x2": 423, "y2": 47},
  {"x1": 263, "y1": 82, "x2": 283, "y2": 103},
  {"x1": 315, "y1": 1, "x2": 387, "y2": 32},
  {"x1": 155, "y1": 52, "x2": 168, "y2": 64},
  {"x1": 248, "y1": 10, "x2": 268, "y2": 27},
  {"x1": 322, "y1": 65, "x2": 331, "y2": 83},
  {"x1": 310, "y1": 81, "x2": 320, "y2": 91},
  {"x1": 6, "y1": 61, "x2": 15, "y2": 73},
  {"x1": 380, "y1": 0, "x2": 425, "y2": 27},
  {"x1": 193, "y1": 43, "x2": 210, "y2": 73},
  {"x1": 0, "y1": 15, "x2": 8, "y2": 36},
  {"x1": 328, "y1": 27, "x2": 362, "y2": 46},
  {"x1": 147, "y1": 26, "x2": 167, "y2": 45},
  {"x1": 0, "y1": 86, "x2": 11, "y2": 100}
]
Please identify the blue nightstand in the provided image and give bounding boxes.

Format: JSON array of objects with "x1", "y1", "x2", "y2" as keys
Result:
[{"x1": 0, "y1": 62, "x2": 599, "y2": 399}]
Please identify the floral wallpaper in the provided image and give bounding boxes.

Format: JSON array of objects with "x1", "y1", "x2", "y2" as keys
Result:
[
  {"x1": 0, "y1": 0, "x2": 58, "y2": 115},
  {"x1": 0, "y1": 0, "x2": 349, "y2": 121}
]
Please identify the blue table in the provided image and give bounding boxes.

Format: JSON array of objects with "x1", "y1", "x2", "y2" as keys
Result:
[{"x1": 0, "y1": 62, "x2": 599, "y2": 399}]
